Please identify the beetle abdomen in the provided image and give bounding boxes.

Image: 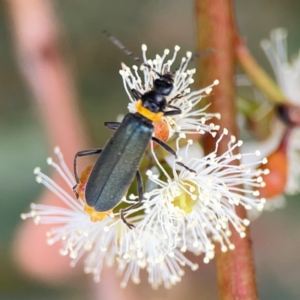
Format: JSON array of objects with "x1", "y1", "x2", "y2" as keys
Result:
[{"x1": 85, "y1": 113, "x2": 153, "y2": 211}]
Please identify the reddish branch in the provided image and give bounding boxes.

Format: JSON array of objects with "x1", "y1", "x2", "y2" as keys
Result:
[
  {"x1": 195, "y1": 0, "x2": 258, "y2": 299},
  {"x1": 6, "y1": 0, "x2": 87, "y2": 281},
  {"x1": 6, "y1": 0, "x2": 88, "y2": 167}
]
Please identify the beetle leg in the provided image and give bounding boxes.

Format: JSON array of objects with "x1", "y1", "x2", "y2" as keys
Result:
[
  {"x1": 167, "y1": 103, "x2": 181, "y2": 110},
  {"x1": 135, "y1": 170, "x2": 144, "y2": 202},
  {"x1": 151, "y1": 137, "x2": 196, "y2": 173},
  {"x1": 132, "y1": 89, "x2": 142, "y2": 100},
  {"x1": 176, "y1": 161, "x2": 197, "y2": 173},
  {"x1": 120, "y1": 213, "x2": 135, "y2": 230},
  {"x1": 73, "y1": 148, "x2": 103, "y2": 185},
  {"x1": 152, "y1": 136, "x2": 177, "y2": 156},
  {"x1": 164, "y1": 104, "x2": 182, "y2": 116},
  {"x1": 104, "y1": 122, "x2": 120, "y2": 130},
  {"x1": 120, "y1": 170, "x2": 144, "y2": 229},
  {"x1": 168, "y1": 94, "x2": 183, "y2": 104}
]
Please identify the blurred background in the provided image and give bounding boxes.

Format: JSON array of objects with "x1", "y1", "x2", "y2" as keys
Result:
[{"x1": 0, "y1": 0, "x2": 300, "y2": 299}]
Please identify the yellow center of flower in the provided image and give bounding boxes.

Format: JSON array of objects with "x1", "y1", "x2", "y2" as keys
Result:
[
  {"x1": 172, "y1": 181, "x2": 198, "y2": 214},
  {"x1": 84, "y1": 204, "x2": 112, "y2": 222},
  {"x1": 135, "y1": 100, "x2": 164, "y2": 121}
]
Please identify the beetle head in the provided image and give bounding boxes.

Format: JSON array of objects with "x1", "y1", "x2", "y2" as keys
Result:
[
  {"x1": 141, "y1": 90, "x2": 167, "y2": 113},
  {"x1": 153, "y1": 73, "x2": 174, "y2": 96}
]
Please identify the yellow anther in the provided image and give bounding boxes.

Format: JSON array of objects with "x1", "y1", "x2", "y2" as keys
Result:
[{"x1": 172, "y1": 181, "x2": 198, "y2": 214}]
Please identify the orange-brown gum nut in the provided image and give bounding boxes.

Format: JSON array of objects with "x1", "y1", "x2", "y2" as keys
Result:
[
  {"x1": 153, "y1": 119, "x2": 169, "y2": 146},
  {"x1": 76, "y1": 165, "x2": 93, "y2": 202},
  {"x1": 258, "y1": 150, "x2": 287, "y2": 199}
]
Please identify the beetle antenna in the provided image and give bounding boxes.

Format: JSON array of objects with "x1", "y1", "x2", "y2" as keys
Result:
[
  {"x1": 168, "y1": 93, "x2": 183, "y2": 104},
  {"x1": 173, "y1": 49, "x2": 214, "y2": 73},
  {"x1": 143, "y1": 63, "x2": 162, "y2": 77},
  {"x1": 103, "y1": 30, "x2": 142, "y2": 62},
  {"x1": 103, "y1": 30, "x2": 163, "y2": 78}
]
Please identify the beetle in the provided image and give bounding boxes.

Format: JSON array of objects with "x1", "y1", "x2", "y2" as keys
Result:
[{"x1": 73, "y1": 32, "x2": 194, "y2": 229}]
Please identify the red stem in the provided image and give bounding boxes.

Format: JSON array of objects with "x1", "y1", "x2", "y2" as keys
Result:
[
  {"x1": 5, "y1": 0, "x2": 89, "y2": 167},
  {"x1": 195, "y1": 0, "x2": 258, "y2": 299}
]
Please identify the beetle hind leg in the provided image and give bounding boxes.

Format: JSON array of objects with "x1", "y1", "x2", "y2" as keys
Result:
[
  {"x1": 120, "y1": 212, "x2": 135, "y2": 229},
  {"x1": 120, "y1": 170, "x2": 144, "y2": 229},
  {"x1": 73, "y1": 148, "x2": 103, "y2": 197},
  {"x1": 73, "y1": 186, "x2": 80, "y2": 199},
  {"x1": 176, "y1": 161, "x2": 196, "y2": 173},
  {"x1": 151, "y1": 137, "x2": 196, "y2": 173}
]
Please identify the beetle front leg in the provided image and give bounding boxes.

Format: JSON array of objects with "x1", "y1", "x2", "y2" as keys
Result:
[
  {"x1": 132, "y1": 89, "x2": 142, "y2": 101},
  {"x1": 164, "y1": 104, "x2": 182, "y2": 116},
  {"x1": 120, "y1": 170, "x2": 144, "y2": 229}
]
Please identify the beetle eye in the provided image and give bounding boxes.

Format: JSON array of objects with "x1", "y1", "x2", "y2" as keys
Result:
[{"x1": 143, "y1": 100, "x2": 159, "y2": 113}]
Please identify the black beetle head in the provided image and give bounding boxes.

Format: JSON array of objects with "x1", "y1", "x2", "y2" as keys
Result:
[
  {"x1": 141, "y1": 90, "x2": 167, "y2": 113},
  {"x1": 153, "y1": 73, "x2": 174, "y2": 96}
]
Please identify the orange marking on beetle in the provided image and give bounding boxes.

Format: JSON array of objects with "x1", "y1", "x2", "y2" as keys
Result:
[
  {"x1": 153, "y1": 119, "x2": 170, "y2": 144},
  {"x1": 76, "y1": 165, "x2": 93, "y2": 201},
  {"x1": 135, "y1": 100, "x2": 163, "y2": 122},
  {"x1": 84, "y1": 204, "x2": 113, "y2": 222},
  {"x1": 76, "y1": 165, "x2": 112, "y2": 222}
]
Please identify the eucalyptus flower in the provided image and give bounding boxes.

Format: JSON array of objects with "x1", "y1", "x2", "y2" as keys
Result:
[
  {"x1": 21, "y1": 148, "x2": 130, "y2": 279},
  {"x1": 21, "y1": 147, "x2": 197, "y2": 289},
  {"x1": 119, "y1": 44, "x2": 220, "y2": 140},
  {"x1": 261, "y1": 28, "x2": 300, "y2": 194},
  {"x1": 142, "y1": 131, "x2": 266, "y2": 262}
]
